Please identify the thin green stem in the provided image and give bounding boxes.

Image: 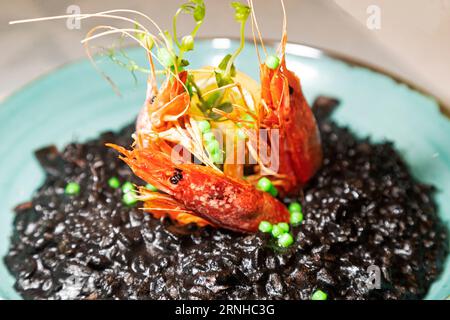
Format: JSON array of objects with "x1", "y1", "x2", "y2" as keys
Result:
[
  {"x1": 172, "y1": 9, "x2": 182, "y2": 48},
  {"x1": 191, "y1": 21, "x2": 203, "y2": 38},
  {"x1": 225, "y1": 21, "x2": 245, "y2": 77}
]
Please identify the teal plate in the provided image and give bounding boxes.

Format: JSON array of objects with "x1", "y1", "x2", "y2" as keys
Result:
[{"x1": 0, "y1": 39, "x2": 449, "y2": 299}]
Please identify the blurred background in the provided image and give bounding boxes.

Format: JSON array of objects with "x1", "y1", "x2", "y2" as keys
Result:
[{"x1": 1, "y1": 0, "x2": 449, "y2": 112}]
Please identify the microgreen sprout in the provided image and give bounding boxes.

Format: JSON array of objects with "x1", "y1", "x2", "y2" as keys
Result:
[
  {"x1": 134, "y1": 23, "x2": 154, "y2": 51},
  {"x1": 173, "y1": 0, "x2": 205, "y2": 46},
  {"x1": 215, "y1": 2, "x2": 250, "y2": 86},
  {"x1": 172, "y1": 0, "x2": 206, "y2": 65},
  {"x1": 225, "y1": 2, "x2": 250, "y2": 73}
]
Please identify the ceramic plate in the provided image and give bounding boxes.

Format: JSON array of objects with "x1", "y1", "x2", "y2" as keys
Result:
[{"x1": 0, "y1": 39, "x2": 449, "y2": 299}]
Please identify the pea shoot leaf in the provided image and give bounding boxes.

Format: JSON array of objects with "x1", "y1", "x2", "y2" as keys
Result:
[
  {"x1": 215, "y1": 54, "x2": 236, "y2": 87},
  {"x1": 231, "y1": 2, "x2": 250, "y2": 23},
  {"x1": 180, "y1": 0, "x2": 206, "y2": 22}
]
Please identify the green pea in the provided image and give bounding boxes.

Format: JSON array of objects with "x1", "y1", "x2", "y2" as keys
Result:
[
  {"x1": 257, "y1": 177, "x2": 273, "y2": 192},
  {"x1": 271, "y1": 224, "x2": 284, "y2": 238},
  {"x1": 290, "y1": 211, "x2": 304, "y2": 226},
  {"x1": 108, "y1": 177, "x2": 120, "y2": 189},
  {"x1": 265, "y1": 55, "x2": 280, "y2": 70},
  {"x1": 277, "y1": 233, "x2": 294, "y2": 248},
  {"x1": 203, "y1": 131, "x2": 216, "y2": 142},
  {"x1": 258, "y1": 221, "x2": 273, "y2": 233},
  {"x1": 65, "y1": 182, "x2": 80, "y2": 196},
  {"x1": 268, "y1": 185, "x2": 278, "y2": 197},
  {"x1": 122, "y1": 182, "x2": 135, "y2": 194},
  {"x1": 210, "y1": 148, "x2": 222, "y2": 164},
  {"x1": 197, "y1": 120, "x2": 211, "y2": 133},
  {"x1": 122, "y1": 192, "x2": 138, "y2": 206},
  {"x1": 289, "y1": 202, "x2": 302, "y2": 213},
  {"x1": 277, "y1": 222, "x2": 289, "y2": 233},
  {"x1": 206, "y1": 139, "x2": 220, "y2": 154},
  {"x1": 311, "y1": 289, "x2": 328, "y2": 300}
]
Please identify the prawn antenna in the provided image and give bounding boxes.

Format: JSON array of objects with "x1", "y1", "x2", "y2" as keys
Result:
[
  {"x1": 247, "y1": 0, "x2": 268, "y2": 58},
  {"x1": 278, "y1": 0, "x2": 288, "y2": 57}
]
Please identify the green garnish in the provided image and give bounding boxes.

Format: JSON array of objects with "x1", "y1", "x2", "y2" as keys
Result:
[
  {"x1": 215, "y1": 54, "x2": 237, "y2": 87},
  {"x1": 103, "y1": 43, "x2": 150, "y2": 86},
  {"x1": 265, "y1": 55, "x2": 280, "y2": 70},
  {"x1": 206, "y1": 139, "x2": 220, "y2": 156},
  {"x1": 215, "y1": 2, "x2": 250, "y2": 86},
  {"x1": 210, "y1": 151, "x2": 222, "y2": 164},
  {"x1": 173, "y1": 0, "x2": 205, "y2": 47},
  {"x1": 65, "y1": 182, "x2": 80, "y2": 196},
  {"x1": 290, "y1": 211, "x2": 304, "y2": 226},
  {"x1": 277, "y1": 222, "x2": 289, "y2": 233},
  {"x1": 172, "y1": 0, "x2": 206, "y2": 65},
  {"x1": 311, "y1": 290, "x2": 328, "y2": 300},
  {"x1": 201, "y1": 131, "x2": 221, "y2": 163},
  {"x1": 289, "y1": 202, "x2": 302, "y2": 213},
  {"x1": 277, "y1": 233, "x2": 294, "y2": 248},
  {"x1": 271, "y1": 224, "x2": 284, "y2": 238},
  {"x1": 256, "y1": 177, "x2": 278, "y2": 197},
  {"x1": 122, "y1": 182, "x2": 135, "y2": 194},
  {"x1": 93, "y1": 1, "x2": 206, "y2": 93},
  {"x1": 232, "y1": 1, "x2": 251, "y2": 22},
  {"x1": 197, "y1": 120, "x2": 211, "y2": 133},
  {"x1": 108, "y1": 177, "x2": 121, "y2": 189},
  {"x1": 258, "y1": 221, "x2": 273, "y2": 233},
  {"x1": 181, "y1": 35, "x2": 195, "y2": 52},
  {"x1": 134, "y1": 24, "x2": 154, "y2": 51},
  {"x1": 157, "y1": 47, "x2": 175, "y2": 68},
  {"x1": 257, "y1": 177, "x2": 273, "y2": 192},
  {"x1": 268, "y1": 185, "x2": 278, "y2": 197},
  {"x1": 146, "y1": 183, "x2": 158, "y2": 192},
  {"x1": 122, "y1": 192, "x2": 138, "y2": 206},
  {"x1": 203, "y1": 131, "x2": 216, "y2": 142}
]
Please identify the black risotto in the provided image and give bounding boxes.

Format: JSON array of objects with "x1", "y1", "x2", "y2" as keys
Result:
[{"x1": 4, "y1": 97, "x2": 448, "y2": 300}]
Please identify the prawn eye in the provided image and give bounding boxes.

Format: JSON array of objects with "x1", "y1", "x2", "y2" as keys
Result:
[{"x1": 169, "y1": 169, "x2": 183, "y2": 184}]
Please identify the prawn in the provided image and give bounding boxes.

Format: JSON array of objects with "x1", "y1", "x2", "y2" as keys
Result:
[
  {"x1": 249, "y1": 0, "x2": 323, "y2": 195},
  {"x1": 107, "y1": 143, "x2": 290, "y2": 233}
]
